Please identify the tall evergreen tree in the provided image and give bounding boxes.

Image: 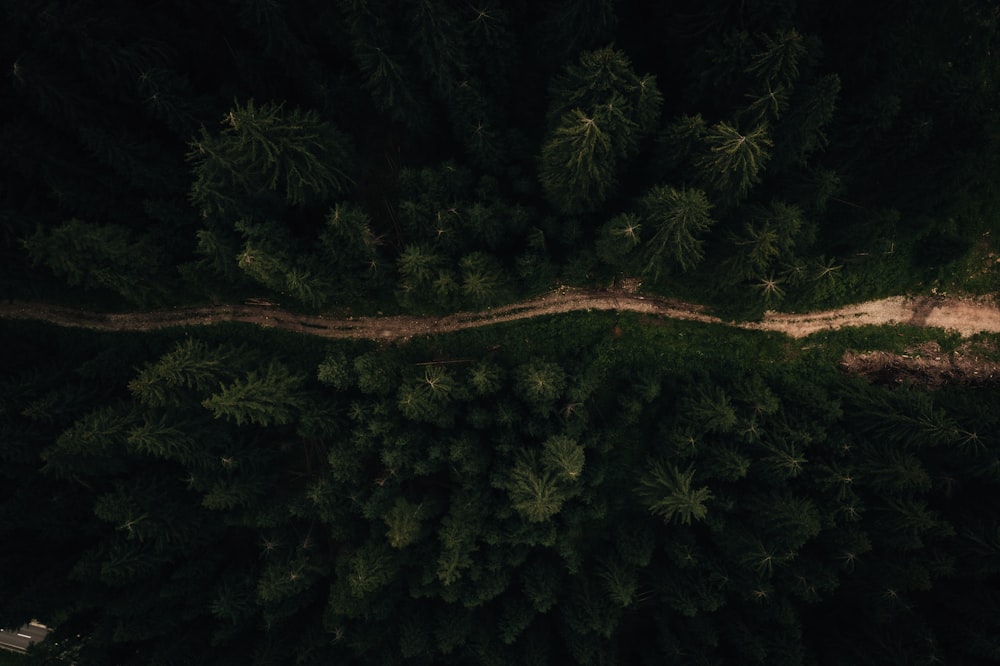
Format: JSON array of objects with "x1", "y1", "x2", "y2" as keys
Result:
[
  {"x1": 636, "y1": 461, "x2": 713, "y2": 525},
  {"x1": 188, "y1": 99, "x2": 355, "y2": 217},
  {"x1": 202, "y1": 359, "x2": 307, "y2": 427},
  {"x1": 539, "y1": 47, "x2": 662, "y2": 215},
  {"x1": 694, "y1": 121, "x2": 773, "y2": 204},
  {"x1": 637, "y1": 185, "x2": 716, "y2": 278},
  {"x1": 22, "y1": 219, "x2": 169, "y2": 305}
]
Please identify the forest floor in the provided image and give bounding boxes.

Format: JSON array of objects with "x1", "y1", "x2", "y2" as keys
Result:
[{"x1": 3, "y1": 288, "x2": 1000, "y2": 341}]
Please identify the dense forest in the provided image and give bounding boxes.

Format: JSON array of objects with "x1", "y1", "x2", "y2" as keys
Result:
[
  {"x1": 2, "y1": 0, "x2": 1000, "y2": 664},
  {"x1": 2, "y1": 315, "x2": 1000, "y2": 664},
  {"x1": 2, "y1": 0, "x2": 999, "y2": 312}
]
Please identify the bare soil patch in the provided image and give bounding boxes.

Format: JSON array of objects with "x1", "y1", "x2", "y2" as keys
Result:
[
  {"x1": 841, "y1": 340, "x2": 1000, "y2": 388},
  {"x1": 746, "y1": 294, "x2": 1000, "y2": 338}
]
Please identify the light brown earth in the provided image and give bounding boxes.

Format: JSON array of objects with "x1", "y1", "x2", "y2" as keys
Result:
[
  {"x1": 5, "y1": 288, "x2": 1000, "y2": 386},
  {"x1": 3, "y1": 288, "x2": 1000, "y2": 341}
]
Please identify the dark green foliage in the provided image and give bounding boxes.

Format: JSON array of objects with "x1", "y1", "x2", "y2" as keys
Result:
[
  {"x1": 694, "y1": 122, "x2": 773, "y2": 203},
  {"x1": 540, "y1": 47, "x2": 662, "y2": 215},
  {"x1": 4, "y1": 0, "x2": 1000, "y2": 662},
  {"x1": 637, "y1": 461, "x2": 714, "y2": 525},
  {"x1": 202, "y1": 359, "x2": 307, "y2": 426},
  {"x1": 4, "y1": 0, "x2": 995, "y2": 314},
  {"x1": 539, "y1": 107, "x2": 621, "y2": 216},
  {"x1": 3, "y1": 317, "x2": 1000, "y2": 664},
  {"x1": 22, "y1": 220, "x2": 169, "y2": 305},
  {"x1": 595, "y1": 212, "x2": 642, "y2": 266},
  {"x1": 189, "y1": 99, "x2": 355, "y2": 215},
  {"x1": 637, "y1": 185, "x2": 716, "y2": 278},
  {"x1": 506, "y1": 452, "x2": 567, "y2": 523}
]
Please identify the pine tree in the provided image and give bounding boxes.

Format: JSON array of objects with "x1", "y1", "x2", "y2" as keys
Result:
[
  {"x1": 284, "y1": 263, "x2": 332, "y2": 309},
  {"x1": 695, "y1": 122, "x2": 773, "y2": 202},
  {"x1": 128, "y1": 338, "x2": 242, "y2": 407},
  {"x1": 514, "y1": 360, "x2": 567, "y2": 416},
  {"x1": 202, "y1": 359, "x2": 307, "y2": 427},
  {"x1": 773, "y1": 74, "x2": 841, "y2": 169},
  {"x1": 595, "y1": 212, "x2": 642, "y2": 266},
  {"x1": 22, "y1": 219, "x2": 169, "y2": 305},
  {"x1": 236, "y1": 239, "x2": 291, "y2": 294},
  {"x1": 396, "y1": 243, "x2": 444, "y2": 301},
  {"x1": 540, "y1": 47, "x2": 662, "y2": 214},
  {"x1": 346, "y1": 541, "x2": 397, "y2": 598},
  {"x1": 636, "y1": 461, "x2": 713, "y2": 525},
  {"x1": 743, "y1": 83, "x2": 792, "y2": 124},
  {"x1": 40, "y1": 404, "x2": 138, "y2": 479},
  {"x1": 468, "y1": 360, "x2": 504, "y2": 397},
  {"x1": 354, "y1": 352, "x2": 398, "y2": 396},
  {"x1": 748, "y1": 491, "x2": 822, "y2": 552},
  {"x1": 546, "y1": 47, "x2": 660, "y2": 138},
  {"x1": 383, "y1": 497, "x2": 424, "y2": 549},
  {"x1": 746, "y1": 29, "x2": 808, "y2": 87},
  {"x1": 435, "y1": 492, "x2": 483, "y2": 587},
  {"x1": 135, "y1": 67, "x2": 203, "y2": 139},
  {"x1": 317, "y1": 351, "x2": 354, "y2": 391},
  {"x1": 188, "y1": 99, "x2": 355, "y2": 217},
  {"x1": 125, "y1": 413, "x2": 200, "y2": 465},
  {"x1": 655, "y1": 114, "x2": 708, "y2": 173},
  {"x1": 341, "y1": 0, "x2": 429, "y2": 128},
  {"x1": 319, "y1": 204, "x2": 389, "y2": 295},
  {"x1": 191, "y1": 226, "x2": 244, "y2": 283},
  {"x1": 541, "y1": 435, "x2": 585, "y2": 481},
  {"x1": 506, "y1": 453, "x2": 567, "y2": 523},
  {"x1": 684, "y1": 385, "x2": 739, "y2": 435},
  {"x1": 539, "y1": 108, "x2": 619, "y2": 215},
  {"x1": 598, "y1": 555, "x2": 638, "y2": 607},
  {"x1": 397, "y1": 364, "x2": 459, "y2": 426},
  {"x1": 459, "y1": 252, "x2": 504, "y2": 306},
  {"x1": 638, "y1": 185, "x2": 715, "y2": 278}
]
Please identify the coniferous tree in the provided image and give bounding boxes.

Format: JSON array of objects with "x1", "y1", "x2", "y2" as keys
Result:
[
  {"x1": 695, "y1": 122, "x2": 774, "y2": 203},
  {"x1": 190, "y1": 226, "x2": 245, "y2": 283},
  {"x1": 506, "y1": 452, "x2": 567, "y2": 523},
  {"x1": 637, "y1": 461, "x2": 714, "y2": 525},
  {"x1": 541, "y1": 435, "x2": 585, "y2": 481},
  {"x1": 637, "y1": 185, "x2": 716, "y2": 278},
  {"x1": 539, "y1": 47, "x2": 662, "y2": 215},
  {"x1": 514, "y1": 360, "x2": 567, "y2": 417},
  {"x1": 128, "y1": 338, "x2": 243, "y2": 408},
  {"x1": 188, "y1": 99, "x2": 355, "y2": 217},
  {"x1": 595, "y1": 212, "x2": 642, "y2": 267},
  {"x1": 202, "y1": 359, "x2": 307, "y2": 427},
  {"x1": 459, "y1": 251, "x2": 505, "y2": 306},
  {"x1": 539, "y1": 107, "x2": 619, "y2": 216},
  {"x1": 22, "y1": 219, "x2": 169, "y2": 305},
  {"x1": 746, "y1": 29, "x2": 808, "y2": 88},
  {"x1": 773, "y1": 74, "x2": 841, "y2": 169}
]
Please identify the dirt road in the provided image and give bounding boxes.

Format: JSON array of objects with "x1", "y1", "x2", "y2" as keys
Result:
[{"x1": 2, "y1": 289, "x2": 999, "y2": 341}]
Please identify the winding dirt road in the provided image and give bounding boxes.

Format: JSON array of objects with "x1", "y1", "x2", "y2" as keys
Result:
[{"x1": 1, "y1": 289, "x2": 999, "y2": 341}]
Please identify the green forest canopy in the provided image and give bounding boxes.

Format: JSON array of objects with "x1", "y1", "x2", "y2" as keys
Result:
[
  {"x1": 2, "y1": 0, "x2": 999, "y2": 313},
  {"x1": 2, "y1": 1, "x2": 1000, "y2": 664},
  {"x1": 3, "y1": 314, "x2": 1000, "y2": 664}
]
